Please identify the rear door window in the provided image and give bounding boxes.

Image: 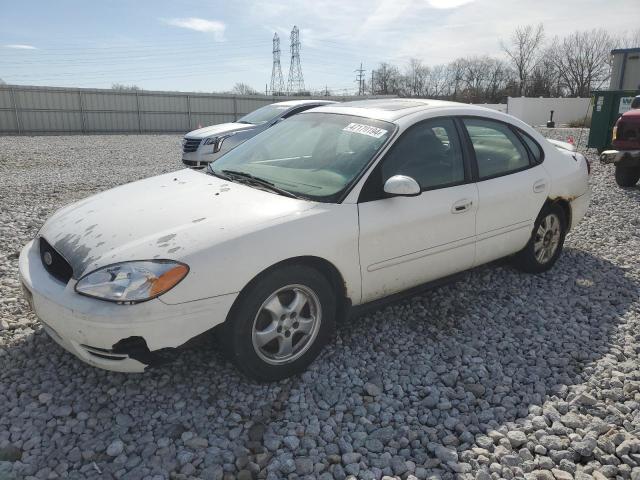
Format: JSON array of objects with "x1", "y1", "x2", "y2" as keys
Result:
[{"x1": 463, "y1": 118, "x2": 531, "y2": 179}]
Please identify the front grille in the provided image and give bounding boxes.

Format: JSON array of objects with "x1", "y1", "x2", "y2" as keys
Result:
[
  {"x1": 39, "y1": 237, "x2": 73, "y2": 284},
  {"x1": 182, "y1": 159, "x2": 206, "y2": 168},
  {"x1": 183, "y1": 138, "x2": 201, "y2": 153}
]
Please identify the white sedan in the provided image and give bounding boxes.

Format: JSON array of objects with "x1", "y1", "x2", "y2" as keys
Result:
[{"x1": 19, "y1": 99, "x2": 591, "y2": 381}]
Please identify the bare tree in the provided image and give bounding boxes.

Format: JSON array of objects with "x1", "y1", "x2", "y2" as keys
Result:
[
  {"x1": 501, "y1": 24, "x2": 545, "y2": 96},
  {"x1": 549, "y1": 29, "x2": 614, "y2": 97},
  {"x1": 372, "y1": 63, "x2": 401, "y2": 95},
  {"x1": 231, "y1": 82, "x2": 259, "y2": 95},
  {"x1": 403, "y1": 58, "x2": 427, "y2": 97},
  {"x1": 615, "y1": 29, "x2": 640, "y2": 49},
  {"x1": 111, "y1": 83, "x2": 141, "y2": 91},
  {"x1": 527, "y1": 46, "x2": 564, "y2": 97},
  {"x1": 424, "y1": 64, "x2": 449, "y2": 98}
]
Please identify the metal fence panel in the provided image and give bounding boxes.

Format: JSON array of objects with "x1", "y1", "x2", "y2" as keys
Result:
[
  {"x1": 0, "y1": 110, "x2": 18, "y2": 133},
  {"x1": 84, "y1": 112, "x2": 139, "y2": 132},
  {"x1": 82, "y1": 91, "x2": 137, "y2": 111},
  {"x1": 141, "y1": 112, "x2": 189, "y2": 132},
  {"x1": 0, "y1": 89, "x2": 14, "y2": 109},
  {"x1": 20, "y1": 110, "x2": 83, "y2": 132},
  {"x1": 139, "y1": 94, "x2": 187, "y2": 113},
  {"x1": 189, "y1": 96, "x2": 237, "y2": 114},
  {"x1": 0, "y1": 85, "x2": 396, "y2": 135},
  {"x1": 16, "y1": 89, "x2": 81, "y2": 110}
]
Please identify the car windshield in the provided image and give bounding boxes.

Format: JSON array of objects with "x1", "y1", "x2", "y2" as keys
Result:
[
  {"x1": 210, "y1": 113, "x2": 394, "y2": 202},
  {"x1": 237, "y1": 104, "x2": 290, "y2": 125}
]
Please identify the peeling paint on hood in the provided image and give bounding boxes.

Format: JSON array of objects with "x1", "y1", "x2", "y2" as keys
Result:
[{"x1": 39, "y1": 169, "x2": 316, "y2": 278}]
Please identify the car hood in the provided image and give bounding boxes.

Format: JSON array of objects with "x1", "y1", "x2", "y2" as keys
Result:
[
  {"x1": 185, "y1": 122, "x2": 255, "y2": 139},
  {"x1": 40, "y1": 169, "x2": 316, "y2": 278}
]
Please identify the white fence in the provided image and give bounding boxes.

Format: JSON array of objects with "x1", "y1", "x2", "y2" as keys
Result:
[{"x1": 506, "y1": 97, "x2": 591, "y2": 126}]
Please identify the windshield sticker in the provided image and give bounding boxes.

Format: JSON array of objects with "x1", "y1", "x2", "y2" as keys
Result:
[{"x1": 343, "y1": 123, "x2": 388, "y2": 138}]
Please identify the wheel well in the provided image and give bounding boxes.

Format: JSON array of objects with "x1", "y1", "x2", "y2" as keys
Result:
[
  {"x1": 227, "y1": 256, "x2": 350, "y2": 322},
  {"x1": 545, "y1": 197, "x2": 572, "y2": 230}
]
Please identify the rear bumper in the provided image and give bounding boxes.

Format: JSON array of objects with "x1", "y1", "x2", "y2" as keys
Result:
[
  {"x1": 600, "y1": 149, "x2": 640, "y2": 167},
  {"x1": 18, "y1": 239, "x2": 237, "y2": 372},
  {"x1": 569, "y1": 188, "x2": 591, "y2": 230}
]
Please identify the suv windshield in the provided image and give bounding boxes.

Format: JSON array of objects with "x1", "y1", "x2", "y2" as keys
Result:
[
  {"x1": 210, "y1": 113, "x2": 394, "y2": 202},
  {"x1": 237, "y1": 104, "x2": 290, "y2": 125}
]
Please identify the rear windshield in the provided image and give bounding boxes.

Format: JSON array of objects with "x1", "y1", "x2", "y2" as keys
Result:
[
  {"x1": 237, "y1": 105, "x2": 289, "y2": 125},
  {"x1": 211, "y1": 113, "x2": 395, "y2": 202}
]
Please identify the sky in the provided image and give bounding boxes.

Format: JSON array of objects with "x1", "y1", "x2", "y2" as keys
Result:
[{"x1": 1, "y1": 0, "x2": 639, "y2": 94}]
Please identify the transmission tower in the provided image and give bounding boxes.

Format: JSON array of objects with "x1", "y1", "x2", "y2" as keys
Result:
[
  {"x1": 270, "y1": 33, "x2": 284, "y2": 95},
  {"x1": 287, "y1": 26, "x2": 305, "y2": 94},
  {"x1": 355, "y1": 63, "x2": 366, "y2": 95}
]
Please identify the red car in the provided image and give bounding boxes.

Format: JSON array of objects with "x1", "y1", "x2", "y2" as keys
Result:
[{"x1": 601, "y1": 95, "x2": 640, "y2": 187}]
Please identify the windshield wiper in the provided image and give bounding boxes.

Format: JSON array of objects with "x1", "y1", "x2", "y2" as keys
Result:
[{"x1": 221, "y1": 169, "x2": 301, "y2": 199}]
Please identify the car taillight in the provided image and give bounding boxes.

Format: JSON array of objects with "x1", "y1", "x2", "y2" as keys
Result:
[{"x1": 612, "y1": 125, "x2": 618, "y2": 141}]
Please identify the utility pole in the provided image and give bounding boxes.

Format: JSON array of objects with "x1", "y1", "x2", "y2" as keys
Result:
[
  {"x1": 370, "y1": 70, "x2": 375, "y2": 95},
  {"x1": 355, "y1": 62, "x2": 366, "y2": 95}
]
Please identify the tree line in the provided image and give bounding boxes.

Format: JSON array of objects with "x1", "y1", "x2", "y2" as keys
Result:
[{"x1": 369, "y1": 26, "x2": 640, "y2": 102}]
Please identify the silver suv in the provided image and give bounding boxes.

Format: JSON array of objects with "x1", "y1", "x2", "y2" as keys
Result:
[{"x1": 182, "y1": 100, "x2": 336, "y2": 168}]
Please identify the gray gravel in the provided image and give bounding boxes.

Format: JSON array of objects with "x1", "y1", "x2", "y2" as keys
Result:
[{"x1": 0, "y1": 130, "x2": 639, "y2": 480}]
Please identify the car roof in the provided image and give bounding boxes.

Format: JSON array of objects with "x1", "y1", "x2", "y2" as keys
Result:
[
  {"x1": 272, "y1": 99, "x2": 337, "y2": 107},
  {"x1": 307, "y1": 98, "x2": 490, "y2": 122}
]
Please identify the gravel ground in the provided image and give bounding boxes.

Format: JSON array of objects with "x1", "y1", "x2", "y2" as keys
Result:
[{"x1": 0, "y1": 129, "x2": 639, "y2": 480}]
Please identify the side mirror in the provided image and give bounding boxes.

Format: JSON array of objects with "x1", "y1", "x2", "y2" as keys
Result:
[{"x1": 383, "y1": 175, "x2": 421, "y2": 197}]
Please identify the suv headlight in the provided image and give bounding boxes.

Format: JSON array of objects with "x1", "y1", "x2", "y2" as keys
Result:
[
  {"x1": 75, "y1": 260, "x2": 189, "y2": 304},
  {"x1": 202, "y1": 133, "x2": 234, "y2": 153}
]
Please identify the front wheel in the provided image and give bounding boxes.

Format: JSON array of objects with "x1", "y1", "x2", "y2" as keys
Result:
[
  {"x1": 615, "y1": 165, "x2": 640, "y2": 187},
  {"x1": 513, "y1": 204, "x2": 567, "y2": 274},
  {"x1": 222, "y1": 265, "x2": 336, "y2": 381}
]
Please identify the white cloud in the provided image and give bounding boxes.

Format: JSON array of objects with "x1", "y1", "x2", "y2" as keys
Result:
[
  {"x1": 3, "y1": 44, "x2": 37, "y2": 50},
  {"x1": 163, "y1": 17, "x2": 226, "y2": 40},
  {"x1": 426, "y1": 0, "x2": 475, "y2": 8}
]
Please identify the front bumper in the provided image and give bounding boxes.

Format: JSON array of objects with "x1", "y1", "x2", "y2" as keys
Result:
[
  {"x1": 600, "y1": 149, "x2": 640, "y2": 167},
  {"x1": 181, "y1": 146, "x2": 224, "y2": 167},
  {"x1": 18, "y1": 239, "x2": 237, "y2": 373}
]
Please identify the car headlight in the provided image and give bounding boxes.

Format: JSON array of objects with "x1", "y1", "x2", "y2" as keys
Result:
[
  {"x1": 75, "y1": 260, "x2": 189, "y2": 304},
  {"x1": 202, "y1": 133, "x2": 233, "y2": 153}
]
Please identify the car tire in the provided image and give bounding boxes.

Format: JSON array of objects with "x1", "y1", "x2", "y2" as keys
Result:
[
  {"x1": 614, "y1": 165, "x2": 640, "y2": 187},
  {"x1": 513, "y1": 203, "x2": 567, "y2": 274},
  {"x1": 222, "y1": 264, "x2": 336, "y2": 382}
]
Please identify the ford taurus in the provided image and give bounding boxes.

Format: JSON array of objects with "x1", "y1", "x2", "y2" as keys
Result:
[{"x1": 19, "y1": 99, "x2": 591, "y2": 381}]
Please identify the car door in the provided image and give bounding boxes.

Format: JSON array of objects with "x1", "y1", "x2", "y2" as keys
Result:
[
  {"x1": 357, "y1": 117, "x2": 478, "y2": 303},
  {"x1": 460, "y1": 117, "x2": 550, "y2": 266}
]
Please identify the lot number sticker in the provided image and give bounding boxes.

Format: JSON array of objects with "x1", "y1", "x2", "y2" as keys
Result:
[{"x1": 343, "y1": 123, "x2": 388, "y2": 138}]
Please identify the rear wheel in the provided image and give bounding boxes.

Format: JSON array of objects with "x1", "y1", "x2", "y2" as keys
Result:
[
  {"x1": 513, "y1": 204, "x2": 567, "y2": 274},
  {"x1": 615, "y1": 165, "x2": 640, "y2": 187},
  {"x1": 222, "y1": 265, "x2": 336, "y2": 381}
]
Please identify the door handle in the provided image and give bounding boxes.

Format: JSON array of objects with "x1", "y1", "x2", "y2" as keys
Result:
[
  {"x1": 451, "y1": 199, "x2": 473, "y2": 214},
  {"x1": 533, "y1": 179, "x2": 547, "y2": 193}
]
